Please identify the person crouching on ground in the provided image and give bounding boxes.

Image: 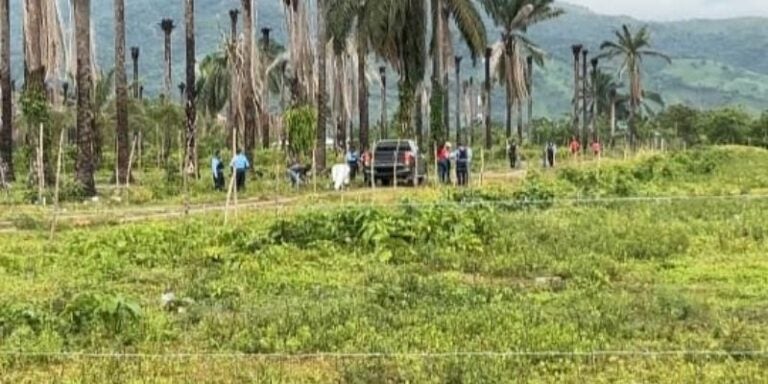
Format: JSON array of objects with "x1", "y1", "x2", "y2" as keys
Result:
[
  {"x1": 287, "y1": 156, "x2": 307, "y2": 188},
  {"x1": 453, "y1": 143, "x2": 472, "y2": 187},
  {"x1": 230, "y1": 149, "x2": 250, "y2": 191},
  {"x1": 211, "y1": 150, "x2": 225, "y2": 191}
]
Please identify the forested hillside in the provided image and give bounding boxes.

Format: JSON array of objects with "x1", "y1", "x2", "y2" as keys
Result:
[{"x1": 8, "y1": 1, "x2": 768, "y2": 118}]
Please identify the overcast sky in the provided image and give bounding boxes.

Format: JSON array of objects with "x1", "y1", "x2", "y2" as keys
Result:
[{"x1": 565, "y1": 0, "x2": 768, "y2": 20}]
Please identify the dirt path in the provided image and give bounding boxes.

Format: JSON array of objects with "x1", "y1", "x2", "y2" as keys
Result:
[{"x1": 0, "y1": 169, "x2": 529, "y2": 232}]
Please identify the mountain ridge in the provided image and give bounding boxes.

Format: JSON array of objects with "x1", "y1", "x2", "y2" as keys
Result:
[{"x1": 7, "y1": 0, "x2": 768, "y2": 119}]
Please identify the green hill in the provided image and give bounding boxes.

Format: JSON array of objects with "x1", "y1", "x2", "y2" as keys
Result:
[{"x1": 9, "y1": 1, "x2": 768, "y2": 119}]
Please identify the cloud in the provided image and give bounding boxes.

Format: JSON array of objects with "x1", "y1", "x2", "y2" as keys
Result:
[{"x1": 565, "y1": 0, "x2": 768, "y2": 20}]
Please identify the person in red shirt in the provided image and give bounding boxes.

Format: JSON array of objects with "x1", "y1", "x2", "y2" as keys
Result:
[
  {"x1": 569, "y1": 137, "x2": 581, "y2": 155},
  {"x1": 591, "y1": 140, "x2": 601, "y2": 157},
  {"x1": 437, "y1": 142, "x2": 452, "y2": 184}
]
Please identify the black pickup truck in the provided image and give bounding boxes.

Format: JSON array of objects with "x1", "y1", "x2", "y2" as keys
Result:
[{"x1": 363, "y1": 139, "x2": 427, "y2": 186}]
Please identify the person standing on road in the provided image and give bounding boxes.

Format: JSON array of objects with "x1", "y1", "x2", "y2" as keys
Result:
[
  {"x1": 346, "y1": 147, "x2": 359, "y2": 181},
  {"x1": 453, "y1": 143, "x2": 472, "y2": 186},
  {"x1": 231, "y1": 149, "x2": 250, "y2": 191},
  {"x1": 437, "y1": 142, "x2": 452, "y2": 184},
  {"x1": 211, "y1": 150, "x2": 225, "y2": 191},
  {"x1": 506, "y1": 139, "x2": 518, "y2": 169}
]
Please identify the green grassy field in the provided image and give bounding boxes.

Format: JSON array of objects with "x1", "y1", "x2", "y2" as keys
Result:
[{"x1": 1, "y1": 147, "x2": 767, "y2": 382}]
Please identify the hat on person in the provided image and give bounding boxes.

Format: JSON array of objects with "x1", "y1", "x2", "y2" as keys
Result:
[{"x1": 445, "y1": 142, "x2": 452, "y2": 148}]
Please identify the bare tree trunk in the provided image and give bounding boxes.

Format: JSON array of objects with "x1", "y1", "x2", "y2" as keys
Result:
[
  {"x1": 160, "y1": 19, "x2": 174, "y2": 100},
  {"x1": 315, "y1": 0, "x2": 327, "y2": 171},
  {"x1": 74, "y1": 0, "x2": 95, "y2": 196},
  {"x1": 516, "y1": 99, "x2": 523, "y2": 144},
  {"x1": 571, "y1": 45, "x2": 581, "y2": 141},
  {"x1": 241, "y1": 0, "x2": 257, "y2": 158},
  {"x1": 357, "y1": 43, "x2": 368, "y2": 149},
  {"x1": 114, "y1": 0, "x2": 130, "y2": 185},
  {"x1": 183, "y1": 0, "x2": 196, "y2": 214},
  {"x1": 0, "y1": 0, "x2": 12, "y2": 181},
  {"x1": 131, "y1": 47, "x2": 139, "y2": 98},
  {"x1": 184, "y1": 0, "x2": 196, "y2": 174},
  {"x1": 484, "y1": 47, "x2": 491, "y2": 150},
  {"x1": 526, "y1": 56, "x2": 533, "y2": 141},
  {"x1": 455, "y1": 56, "x2": 461, "y2": 145}
]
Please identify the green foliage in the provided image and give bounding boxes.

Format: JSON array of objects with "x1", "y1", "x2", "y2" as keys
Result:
[{"x1": 284, "y1": 105, "x2": 317, "y2": 158}]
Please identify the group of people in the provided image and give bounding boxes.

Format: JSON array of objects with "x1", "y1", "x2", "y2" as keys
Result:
[
  {"x1": 211, "y1": 149, "x2": 251, "y2": 192},
  {"x1": 436, "y1": 142, "x2": 473, "y2": 186}
]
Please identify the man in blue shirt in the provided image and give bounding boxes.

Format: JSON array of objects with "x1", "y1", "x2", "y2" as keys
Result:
[
  {"x1": 211, "y1": 150, "x2": 225, "y2": 191},
  {"x1": 345, "y1": 147, "x2": 359, "y2": 181},
  {"x1": 230, "y1": 149, "x2": 250, "y2": 191}
]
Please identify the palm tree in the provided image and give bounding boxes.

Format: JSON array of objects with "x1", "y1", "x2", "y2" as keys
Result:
[
  {"x1": 159, "y1": 19, "x2": 175, "y2": 100},
  {"x1": 481, "y1": 0, "x2": 563, "y2": 144},
  {"x1": 326, "y1": 0, "x2": 377, "y2": 148},
  {"x1": 183, "y1": 0, "x2": 196, "y2": 176},
  {"x1": 74, "y1": 0, "x2": 95, "y2": 196},
  {"x1": 431, "y1": 0, "x2": 487, "y2": 143},
  {"x1": 315, "y1": 0, "x2": 327, "y2": 171},
  {"x1": 368, "y1": 0, "x2": 427, "y2": 137},
  {"x1": 114, "y1": 0, "x2": 130, "y2": 184},
  {"x1": 599, "y1": 24, "x2": 670, "y2": 147},
  {"x1": 0, "y1": 0, "x2": 12, "y2": 181}
]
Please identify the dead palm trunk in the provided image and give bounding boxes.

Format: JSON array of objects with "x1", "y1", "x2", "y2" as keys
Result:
[
  {"x1": 357, "y1": 41, "x2": 369, "y2": 149},
  {"x1": 0, "y1": 0, "x2": 12, "y2": 181},
  {"x1": 228, "y1": 9, "x2": 239, "y2": 146},
  {"x1": 160, "y1": 19, "x2": 174, "y2": 100},
  {"x1": 184, "y1": 0, "x2": 196, "y2": 175},
  {"x1": 315, "y1": 0, "x2": 327, "y2": 171},
  {"x1": 130, "y1": 46, "x2": 139, "y2": 98},
  {"x1": 526, "y1": 56, "x2": 533, "y2": 141},
  {"x1": 114, "y1": 0, "x2": 130, "y2": 185},
  {"x1": 454, "y1": 56, "x2": 461, "y2": 145},
  {"x1": 23, "y1": 0, "x2": 44, "y2": 90},
  {"x1": 260, "y1": 27, "x2": 271, "y2": 150},
  {"x1": 74, "y1": 0, "x2": 95, "y2": 196},
  {"x1": 241, "y1": 0, "x2": 257, "y2": 157},
  {"x1": 484, "y1": 47, "x2": 491, "y2": 150}
]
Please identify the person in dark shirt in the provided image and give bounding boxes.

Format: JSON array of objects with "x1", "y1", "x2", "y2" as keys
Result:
[{"x1": 211, "y1": 150, "x2": 225, "y2": 191}]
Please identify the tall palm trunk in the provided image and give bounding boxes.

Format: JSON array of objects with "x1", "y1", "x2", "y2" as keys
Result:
[
  {"x1": 241, "y1": 0, "x2": 256, "y2": 157},
  {"x1": 357, "y1": 42, "x2": 368, "y2": 149},
  {"x1": 315, "y1": 0, "x2": 327, "y2": 171},
  {"x1": 114, "y1": 0, "x2": 129, "y2": 184},
  {"x1": 526, "y1": 56, "x2": 533, "y2": 141},
  {"x1": 160, "y1": 19, "x2": 174, "y2": 100},
  {"x1": 516, "y1": 99, "x2": 523, "y2": 143},
  {"x1": 131, "y1": 47, "x2": 139, "y2": 98},
  {"x1": 228, "y1": 9, "x2": 239, "y2": 146},
  {"x1": 74, "y1": 0, "x2": 95, "y2": 196},
  {"x1": 260, "y1": 27, "x2": 271, "y2": 150},
  {"x1": 0, "y1": 0, "x2": 12, "y2": 181},
  {"x1": 184, "y1": 0, "x2": 196, "y2": 174},
  {"x1": 24, "y1": 0, "x2": 44, "y2": 90}
]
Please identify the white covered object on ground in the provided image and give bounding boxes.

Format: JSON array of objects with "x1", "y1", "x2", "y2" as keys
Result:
[{"x1": 331, "y1": 163, "x2": 351, "y2": 191}]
